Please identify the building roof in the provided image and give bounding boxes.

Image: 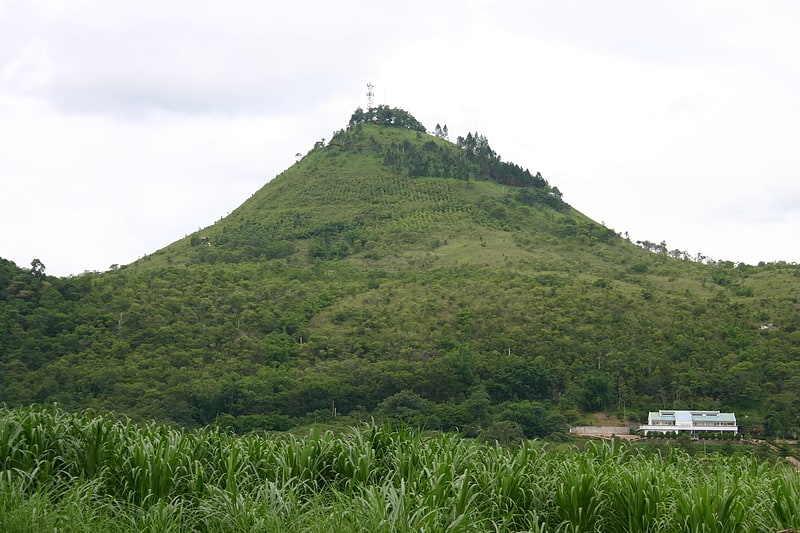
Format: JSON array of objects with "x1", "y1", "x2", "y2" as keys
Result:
[
  {"x1": 649, "y1": 410, "x2": 736, "y2": 424},
  {"x1": 640, "y1": 410, "x2": 738, "y2": 434}
]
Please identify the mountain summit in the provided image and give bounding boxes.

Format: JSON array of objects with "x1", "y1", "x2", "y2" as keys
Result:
[
  {"x1": 150, "y1": 105, "x2": 577, "y2": 270},
  {"x1": 1, "y1": 107, "x2": 799, "y2": 436}
]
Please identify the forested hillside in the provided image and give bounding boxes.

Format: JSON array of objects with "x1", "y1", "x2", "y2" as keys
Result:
[{"x1": 2, "y1": 107, "x2": 800, "y2": 437}]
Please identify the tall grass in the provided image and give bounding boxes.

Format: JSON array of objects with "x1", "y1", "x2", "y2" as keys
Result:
[{"x1": 1, "y1": 405, "x2": 799, "y2": 532}]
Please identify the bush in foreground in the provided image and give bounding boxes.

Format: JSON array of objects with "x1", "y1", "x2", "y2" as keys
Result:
[{"x1": 1, "y1": 405, "x2": 799, "y2": 532}]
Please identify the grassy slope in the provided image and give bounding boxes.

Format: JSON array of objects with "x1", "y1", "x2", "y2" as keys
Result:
[
  {"x1": 138, "y1": 123, "x2": 797, "y2": 415},
  {"x1": 145, "y1": 125, "x2": 625, "y2": 272}
]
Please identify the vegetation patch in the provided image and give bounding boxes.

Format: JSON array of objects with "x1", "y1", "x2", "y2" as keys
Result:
[{"x1": 2, "y1": 406, "x2": 800, "y2": 532}]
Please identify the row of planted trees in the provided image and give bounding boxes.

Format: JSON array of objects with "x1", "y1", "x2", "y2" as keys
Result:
[{"x1": 2, "y1": 405, "x2": 800, "y2": 532}]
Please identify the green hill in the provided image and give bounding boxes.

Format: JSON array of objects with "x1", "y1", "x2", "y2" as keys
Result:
[{"x1": 2, "y1": 107, "x2": 799, "y2": 437}]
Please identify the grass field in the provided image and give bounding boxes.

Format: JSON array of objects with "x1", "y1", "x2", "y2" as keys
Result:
[{"x1": 2, "y1": 405, "x2": 800, "y2": 532}]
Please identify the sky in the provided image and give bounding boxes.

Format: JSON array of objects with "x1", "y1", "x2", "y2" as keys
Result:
[{"x1": 1, "y1": 0, "x2": 799, "y2": 276}]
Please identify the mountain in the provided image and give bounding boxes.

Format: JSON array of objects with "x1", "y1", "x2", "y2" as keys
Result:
[{"x1": 2, "y1": 107, "x2": 799, "y2": 438}]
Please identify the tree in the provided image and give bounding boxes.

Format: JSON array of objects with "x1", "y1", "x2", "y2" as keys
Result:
[
  {"x1": 377, "y1": 390, "x2": 433, "y2": 427},
  {"x1": 348, "y1": 107, "x2": 367, "y2": 126},
  {"x1": 349, "y1": 105, "x2": 426, "y2": 132},
  {"x1": 30, "y1": 259, "x2": 46, "y2": 278},
  {"x1": 581, "y1": 374, "x2": 614, "y2": 411},
  {"x1": 498, "y1": 401, "x2": 565, "y2": 438}
]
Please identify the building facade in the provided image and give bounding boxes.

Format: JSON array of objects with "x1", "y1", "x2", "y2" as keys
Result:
[{"x1": 639, "y1": 410, "x2": 737, "y2": 436}]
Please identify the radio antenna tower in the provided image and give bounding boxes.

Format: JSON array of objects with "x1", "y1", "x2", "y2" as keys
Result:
[{"x1": 366, "y1": 82, "x2": 374, "y2": 109}]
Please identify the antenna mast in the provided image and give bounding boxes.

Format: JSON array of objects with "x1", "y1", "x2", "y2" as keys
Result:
[{"x1": 366, "y1": 82, "x2": 374, "y2": 109}]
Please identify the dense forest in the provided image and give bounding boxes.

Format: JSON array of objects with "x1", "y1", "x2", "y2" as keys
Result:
[{"x1": 2, "y1": 107, "x2": 800, "y2": 437}]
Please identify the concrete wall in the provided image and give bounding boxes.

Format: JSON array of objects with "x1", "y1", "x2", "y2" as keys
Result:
[{"x1": 570, "y1": 426, "x2": 631, "y2": 435}]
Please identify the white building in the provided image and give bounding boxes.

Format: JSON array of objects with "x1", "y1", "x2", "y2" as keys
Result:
[{"x1": 639, "y1": 410, "x2": 737, "y2": 436}]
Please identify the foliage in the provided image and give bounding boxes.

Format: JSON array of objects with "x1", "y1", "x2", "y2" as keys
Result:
[
  {"x1": 349, "y1": 105, "x2": 427, "y2": 132},
  {"x1": 456, "y1": 131, "x2": 552, "y2": 190},
  {"x1": 2, "y1": 406, "x2": 800, "y2": 532},
  {"x1": 1, "y1": 112, "x2": 800, "y2": 435}
]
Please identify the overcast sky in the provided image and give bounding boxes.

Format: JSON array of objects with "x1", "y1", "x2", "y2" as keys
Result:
[{"x1": 1, "y1": 1, "x2": 798, "y2": 276}]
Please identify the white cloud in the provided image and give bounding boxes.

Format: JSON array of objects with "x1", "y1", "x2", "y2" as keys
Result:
[
  {"x1": 1, "y1": 0, "x2": 466, "y2": 116},
  {"x1": 371, "y1": 6, "x2": 800, "y2": 265},
  {"x1": 0, "y1": 1, "x2": 799, "y2": 275}
]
